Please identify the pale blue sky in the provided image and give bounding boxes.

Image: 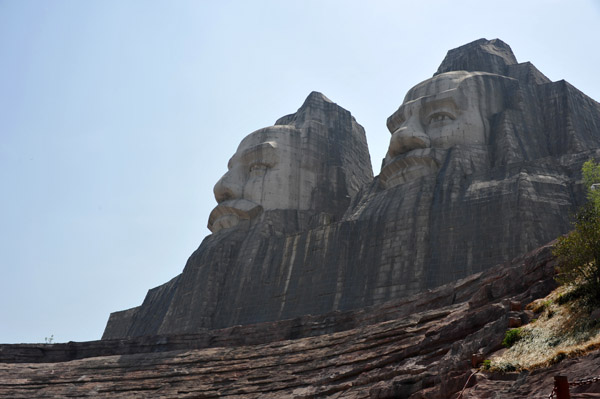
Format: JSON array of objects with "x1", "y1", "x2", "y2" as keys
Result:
[{"x1": 1, "y1": 1, "x2": 599, "y2": 343}]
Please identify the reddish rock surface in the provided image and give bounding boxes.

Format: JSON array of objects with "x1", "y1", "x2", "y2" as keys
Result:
[
  {"x1": 462, "y1": 350, "x2": 600, "y2": 398},
  {"x1": 5, "y1": 242, "x2": 596, "y2": 398}
]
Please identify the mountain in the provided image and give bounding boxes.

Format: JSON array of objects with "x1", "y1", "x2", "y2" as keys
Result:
[
  {"x1": 103, "y1": 38, "x2": 600, "y2": 339},
  {"x1": 3, "y1": 38, "x2": 600, "y2": 399}
]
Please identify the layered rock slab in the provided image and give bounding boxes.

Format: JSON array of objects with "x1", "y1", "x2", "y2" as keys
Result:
[
  {"x1": 461, "y1": 351, "x2": 600, "y2": 398},
  {"x1": 8, "y1": 242, "x2": 600, "y2": 398},
  {"x1": 1, "y1": 241, "x2": 563, "y2": 398}
]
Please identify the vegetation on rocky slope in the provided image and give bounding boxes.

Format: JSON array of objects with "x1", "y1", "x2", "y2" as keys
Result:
[
  {"x1": 553, "y1": 159, "x2": 600, "y2": 305},
  {"x1": 487, "y1": 284, "x2": 600, "y2": 372},
  {"x1": 485, "y1": 160, "x2": 600, "y2": 373}
]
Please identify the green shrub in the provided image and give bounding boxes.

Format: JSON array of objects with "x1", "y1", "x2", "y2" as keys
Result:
[
  {"x1": 583, "y1": 160, "x2": 600, "y2": 209},
  {"x1": 502, "y1": 328, "x2": 522, "y2": 348},
  {"x1": 557, "y1": 287, "x2": 585, "y2": 305},
  {"x1": 553, "y1": 159, "x2": 600, "y2": 305},
  {"x1": 553, "y1": 203, "x2": 600, "y2": 305},
  {"x1": 482, "y1": 359, "x2": 491, "y2": 370}
]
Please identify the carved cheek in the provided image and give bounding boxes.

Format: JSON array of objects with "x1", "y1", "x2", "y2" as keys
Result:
[
  {"x1": 243, "y1": 175, "x2": 266, "y2": 204},
  {"x1": 427, "y1": 115, "x2": 481, "y2": 147},
  {"x1": 454, "y1": 113, "x2": 486, "y2": 145},
  {"x1": 427, "y1": 124, "x2": 453, "y2": 148}
]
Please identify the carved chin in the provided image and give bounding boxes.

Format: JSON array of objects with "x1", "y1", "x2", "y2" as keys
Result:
[
  {"x1": 380, "y1": 150, "x2": 439, "y2": 189},
  {"x1": 211, "y1": 214, "x2": 242, "y2": 232},
  {"x1": 208, "y1": 199, "x2": 263, "y2": 233}
]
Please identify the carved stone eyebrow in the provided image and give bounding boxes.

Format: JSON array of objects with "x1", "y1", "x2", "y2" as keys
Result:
[
  {"x1": 388, "y1": 93, "x2": 461, "y2": 133},
  {"x1": 240, "y1": 141, "x2": 279, "y2": 165},
  {"x1": 386, "y1": 106, "x2": 406, "y2": 133},
  {"x1": 419, "y1": 96, "x2": 459, "y2": 119}
]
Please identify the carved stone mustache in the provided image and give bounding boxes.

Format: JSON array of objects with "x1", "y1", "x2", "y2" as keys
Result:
[
  {"x1": 207, "y1": 199, "x2": 264, "y2": 233},
  {"x1": 379, "y1": 148, "x2": 441, "y2": 188}
]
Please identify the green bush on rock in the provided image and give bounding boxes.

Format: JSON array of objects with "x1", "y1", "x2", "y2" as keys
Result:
[
  {"x1": 553, "y1": 160, "x2": 600, "y2": 306},
  {"x1": 502, "y1": 328, "x2": 523, "y2": 348}
]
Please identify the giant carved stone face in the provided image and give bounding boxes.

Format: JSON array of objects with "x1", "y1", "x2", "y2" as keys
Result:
[
  {"x1": 380, "y1": 71, "x2": 508, "y2": 188},
  {"x1": 209, "y1": 125, "x2": 318, "y2": 233}
]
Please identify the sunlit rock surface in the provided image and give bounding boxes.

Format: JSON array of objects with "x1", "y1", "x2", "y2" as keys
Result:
[
  {"x1": 102, "y1": 38, "x2": 600, "y2": 339},
  {"x1": 103, "y1": 90, "x2": 374, "y2": 338}
]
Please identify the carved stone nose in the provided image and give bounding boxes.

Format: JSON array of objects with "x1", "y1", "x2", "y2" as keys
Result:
[
  {"x1": 213, "y1": 172, "x2": 243, "y2": 203},
  {"x1": 388, "y1": 127, "x2": 430, "y2": 158}
]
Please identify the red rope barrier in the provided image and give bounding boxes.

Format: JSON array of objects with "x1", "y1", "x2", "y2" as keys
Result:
[{"x1": 457, "y1": 371, "x2": 478, "y2": 399}]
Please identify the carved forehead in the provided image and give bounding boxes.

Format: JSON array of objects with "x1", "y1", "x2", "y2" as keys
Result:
[
  {"x1": 387, "y1": 71, "x2": 514, "y2": 133},
  {"x1": 404, "y1": 71, "x2": 499, "y2": 102},
  {"x1": 228, "y1": 126, "x2": 304, "y2": 170},
  {"x1": 237, "y1": 125, "x2": 300, "y2": 151}
]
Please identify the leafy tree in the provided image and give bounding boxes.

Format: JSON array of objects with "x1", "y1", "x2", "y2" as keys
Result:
[
  {"x1": 582, "y1": 159, "x2": 600, "y2": 209},
  {"x1": 553, "y1": 159, "x2": 600, "y2": 304}
]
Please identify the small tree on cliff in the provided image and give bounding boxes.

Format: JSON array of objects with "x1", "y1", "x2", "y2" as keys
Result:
[
  {"x1": 553, "y1": 159, "x2": 600, "y2": 304},
  {"x1": 583, "y1": 159, "x2": 600, "y2": 209}
]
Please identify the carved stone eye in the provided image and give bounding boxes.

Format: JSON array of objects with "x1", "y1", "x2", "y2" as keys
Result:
[
  {"x1": 428, "y1": 113, "x2": 454, "y2": 124},
  {"x1": 248, "y1": 163, "x2": 269, "y2": 177}
]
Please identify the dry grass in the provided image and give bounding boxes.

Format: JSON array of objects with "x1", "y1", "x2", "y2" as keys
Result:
[{"x1": 487, "y1": 284, "x2": 600, "y2": 372}]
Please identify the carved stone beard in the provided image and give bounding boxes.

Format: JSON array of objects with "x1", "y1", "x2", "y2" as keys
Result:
[
  {"x1": 380, "y1": 71, "x2": 515, "y2": 189},
  {"x1": 208, "y1": 199, "x2": 263, "y2": 233}
]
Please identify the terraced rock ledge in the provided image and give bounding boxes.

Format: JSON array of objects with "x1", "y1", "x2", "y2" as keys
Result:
[{"x1": 6, "y1": 242, "x2": 598, "y2": 398}]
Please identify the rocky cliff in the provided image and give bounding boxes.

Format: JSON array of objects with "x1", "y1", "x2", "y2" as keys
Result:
[
  {"x1": 5, "y1": 242, "x2": 600, "y2": 398},
  {"x1": 4, "y1": 38, "x2": 600, "y2": 399},
  {"x1": 102, "y1": 38, "x2": 600, "y2": 339}
]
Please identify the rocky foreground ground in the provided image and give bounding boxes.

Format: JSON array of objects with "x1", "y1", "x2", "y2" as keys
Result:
[{"x1": 2, "y1": 242, "x2": 600, "y2": 398}]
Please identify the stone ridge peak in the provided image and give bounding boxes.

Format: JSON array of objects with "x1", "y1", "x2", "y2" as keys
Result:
[
  {"x1": 435, "y1": 38, "x2": 518, "y2": 77},
  {"x1": 302, "y1": 91, "x2": 334, "y2": 105},
  {"x1": 274, "y1": 91, "x2": 341, "y2": 127}
]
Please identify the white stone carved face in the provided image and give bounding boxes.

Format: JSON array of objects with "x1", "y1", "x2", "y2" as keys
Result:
[
  {"x1": 209, "y1": 126, "x2": 317, "y2": 233},
  {"x1": 380, "y1": 71, "x2": 506, "y2": 188}
]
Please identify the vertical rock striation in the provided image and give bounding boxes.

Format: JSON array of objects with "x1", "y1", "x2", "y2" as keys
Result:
[
  {"x1": 104, "y1": 92, "x2": 374, "y2": 337},
  {"x1": 103, "y1": 39, "x2": 600, "y2": 339}
]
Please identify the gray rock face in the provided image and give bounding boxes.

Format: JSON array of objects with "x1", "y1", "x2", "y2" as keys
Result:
[
  {"x1": 209, "y1": 91, "x2": 373, "y2": 233},
  {"x1": 103, "y1": 39, "x2": 600, "y2": 339},
  {"x1": 435, "y1": 38, "x2": 518, "y2": 76},
  {"x1": 104, "y1": 91, "x2": 374, "y2": 337}
]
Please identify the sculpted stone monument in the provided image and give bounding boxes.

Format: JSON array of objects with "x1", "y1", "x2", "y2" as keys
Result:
[
  {"x1": 103, "y1": 91, "x2": 374, "y2": 338},
  {"x1": 103, "y1": 39, "x2": 600, "y2": 339},
  {"x1": 380, "y1": 71, "x2": 517, "y2": 187},
  {"x1": 209, "y1": 92, "x2": 371, "y2": 233}
]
